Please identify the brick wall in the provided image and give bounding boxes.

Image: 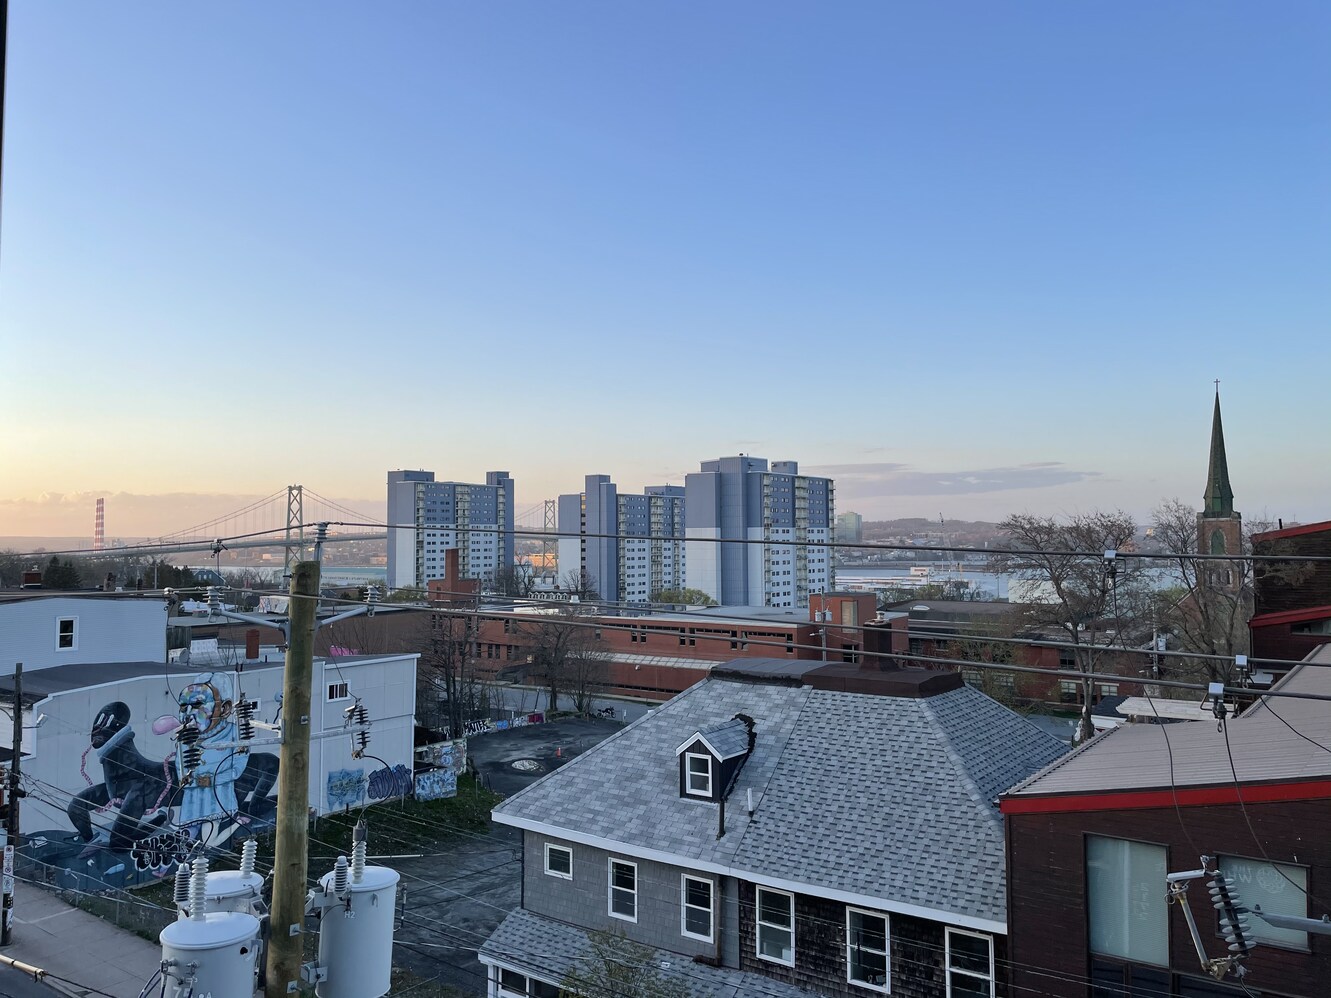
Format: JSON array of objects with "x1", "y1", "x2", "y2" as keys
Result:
[{"x1": 1007, "y1": 800, "x2": 1331, "y2": 998}]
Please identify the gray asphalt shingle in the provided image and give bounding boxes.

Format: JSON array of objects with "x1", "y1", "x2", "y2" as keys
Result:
[
  {"x1": 495, "y1": 677, "x2": 1066, "y2": 924},
  {"x1": 481, "y1": 909, "x2": 823, "y2": 998}
]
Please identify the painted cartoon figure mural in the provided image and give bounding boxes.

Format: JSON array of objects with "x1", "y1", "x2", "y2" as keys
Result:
[
  {"x1": 33, "y1": 671, "x2": 284, "y2": 890},
  {"x1": 67, "y1": 702, "x2": 172, "y2": 853},
  {"x1": 157, "y1": 672, "x2": 279, "y2": 834}
]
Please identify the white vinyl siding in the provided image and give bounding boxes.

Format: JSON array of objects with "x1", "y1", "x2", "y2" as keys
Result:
[{"x1": 756, "y1": 887, "x2": 794, "y2": 966}]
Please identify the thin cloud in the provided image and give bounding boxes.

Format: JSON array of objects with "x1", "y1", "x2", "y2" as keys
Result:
[{"x1": 804, "y1": 462, "x2": 1101, "y2": 498}]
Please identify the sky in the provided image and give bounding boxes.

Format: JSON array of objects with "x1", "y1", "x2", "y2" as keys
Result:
[{"x1": 2, "y1": 3, "x2": 1328, "y2": 538}]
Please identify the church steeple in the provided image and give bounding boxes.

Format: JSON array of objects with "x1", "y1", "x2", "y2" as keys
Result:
[{"x1": 1202, "y1": 387, "x2": 1235, "y2": 519}]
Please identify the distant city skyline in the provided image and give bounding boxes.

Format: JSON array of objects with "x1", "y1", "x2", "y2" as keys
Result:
[{"x1": 3, "y1": 5, "x2": 1328, "y2": 537}]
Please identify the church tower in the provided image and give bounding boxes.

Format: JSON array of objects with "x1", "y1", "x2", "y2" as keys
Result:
[{"x1": 1198, "y1": 387, "x2": 1242, "y2": 586}]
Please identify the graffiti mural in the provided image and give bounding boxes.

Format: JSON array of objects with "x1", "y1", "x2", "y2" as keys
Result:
[
  {"x1": 367, "y1": 764, "x2": 413, "y2": 801},
  {"x1": 326, "y1": 768, "x2": 367, "y2": 810},
  {"x1": 28, "y1": 671, "x2": 282, "y2": 891},
  {"x1": 413, "y1": 768, "x2": 456, "y2": 801}
]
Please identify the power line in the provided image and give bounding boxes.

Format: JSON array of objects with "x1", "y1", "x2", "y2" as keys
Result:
[
  {"x1": 240, "y1": 585, "x2": 1331, "y2": 705},
  {"x1": 330, "y1": 519, "x2": 1331, "y2": 565}
]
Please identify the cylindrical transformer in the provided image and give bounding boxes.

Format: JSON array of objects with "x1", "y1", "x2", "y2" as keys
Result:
[
  {"x1": 160, "y1": 911, "x2": 261, "y2": 998},
  {"x1": 315, "y1": 866, "x2": 400, "y2": 998},
  {"x1": 177, "y1": 871, "x2": 266, "y2": 919}
]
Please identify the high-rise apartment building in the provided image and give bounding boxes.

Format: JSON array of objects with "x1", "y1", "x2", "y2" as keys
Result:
[
  {"x1": 557, "y1": 475, "x2": 686, "y2": 604},
  {"x1": 685, "y1": 456, "x2": 833, "y2": 609},
  {"x1": 386, "y1": 470, "x2": 514, "y2": 590}
]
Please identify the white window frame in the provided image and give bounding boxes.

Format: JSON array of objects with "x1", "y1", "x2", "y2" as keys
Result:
[
  {"x1": 608, "y1": 858, "x2": 638, "y2": 923},
  {"x1": 684, "y1": 752, "x2": 713, "y2": 797},
  {"x1": 55, "y1": 616, "x2": 78, "y2": 652},
  {"x1": 945, "y1": 927, "x2": 994, "y2": 998},
  {"x1": 327, "y1": 681, "x2": 350, "y2": 701},
  {"x1": 543, "y1": 843, "x2": 573, "y2": 881},
  {"x1": 497, "y1": 968, "x2": 526, "y2": 998},
  {"x1": 681, "y1": 874, "x2": 714, "y2": 942},
  {"x1": 846, "y1": 906, "x2": 890, "y2": 992},
  {"x1": 755, "y1": 886, "x2": 795, "y2": 967}
]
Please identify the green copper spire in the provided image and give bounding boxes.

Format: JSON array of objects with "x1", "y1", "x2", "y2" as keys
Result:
[{"x1": 1202, "y1": 388, "x2": 1235, "y2": 518}]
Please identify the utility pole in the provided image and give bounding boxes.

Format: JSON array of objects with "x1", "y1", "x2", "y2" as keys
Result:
[
  {"x1": 2, "y1": 663, "x2": 21, "y2": 947},
  {"x1": 265, "y1": 564, "x2": 319, "y2": 997}
]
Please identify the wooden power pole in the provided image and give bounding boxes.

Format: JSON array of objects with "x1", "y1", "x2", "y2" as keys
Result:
[
  {"x1": 2, "y1": 663, "x2": 21, "y2": 948},
  {"x1": 265, "y1": 562, "x2": 320, "y2": 996}
]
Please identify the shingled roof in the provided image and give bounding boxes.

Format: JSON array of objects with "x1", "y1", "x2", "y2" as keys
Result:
[
  {"x1": 482, "y1": 909, "x2": 822, "y2": 998},
  {"x1": 493, "y1": 674, "x2": 1066, "y2": 930}
]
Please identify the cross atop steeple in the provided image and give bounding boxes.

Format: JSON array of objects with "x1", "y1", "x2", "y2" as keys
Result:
[{"x1": 1202, "y1": 386, "x2": 1235, "y2": 519}]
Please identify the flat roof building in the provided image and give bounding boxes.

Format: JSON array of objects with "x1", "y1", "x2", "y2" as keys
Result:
[
  {"x1": 685, "y1": 456, "x2": 834, "y2": 609},
  {"x1": 387, "y1": 469, "x2": 514, "y2": 591}
]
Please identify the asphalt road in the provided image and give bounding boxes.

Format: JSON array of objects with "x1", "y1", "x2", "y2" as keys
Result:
[
  {"x1": 484, "y1": 685, "x2": 660, "y2": 728},
  {"x1": 0, "y1": 966, "x2": 57, "y2": 998},
  {"x1": 392, "y1": 716, "x2": 622, "y2": 995}
]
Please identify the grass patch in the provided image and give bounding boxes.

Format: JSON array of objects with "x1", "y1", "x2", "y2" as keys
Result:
[
  {"x1": 129, "y1": 775, "x2": 503, "y2": 897},
  {"x1": 310, "y1": 774, "x2": 503, "y2": 858},
  {"x1": 389, "y1": 966, "x2": 472, "y2": 997}
]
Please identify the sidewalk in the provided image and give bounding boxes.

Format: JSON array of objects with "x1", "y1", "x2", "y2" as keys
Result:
[{"x1": 2, "y1": 881, "x2": 162, "y2": 997}]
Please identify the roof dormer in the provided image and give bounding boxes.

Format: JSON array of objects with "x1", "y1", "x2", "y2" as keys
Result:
[{"x1": 674, "y1": 716, "x2": 753, "y2": 803}]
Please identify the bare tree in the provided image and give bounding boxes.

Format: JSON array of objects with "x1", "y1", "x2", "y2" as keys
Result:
[
  {"x1": 1149, "y1": 499, "x2": 1256, "y2": 685},
  {"x1": 990, "y1": 511, "x2": 1147, "y2": 743},
  {"x1": 561, "y1": 929, "x2": 689, "y2": 998},
  {"x1": 419, "y1": 608, "x2": 487, "y2": 736},
  {"x1": 561, "y1": 569, "x2": 601, "y2": 601},
  {"x1": 523, "y1": 609, "x2": 607, "y2": 713},
  {"x1": 493, "y1": 559, "x2": 537, "y2": 597}
]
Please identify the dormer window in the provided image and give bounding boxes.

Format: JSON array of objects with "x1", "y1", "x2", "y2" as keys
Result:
[
  {"x1": 684, "y1": 753, "x2": 712, "y2": 797},
  {"x1": 674, "y1": 715, "x2": 754, "y2": 803}
]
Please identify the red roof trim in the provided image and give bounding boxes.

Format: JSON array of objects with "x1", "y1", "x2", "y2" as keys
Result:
[
  {"x1": 1000, "y1": 779, "x2": 1331, "y2": 815},
  {"x1": 1252, "y1": 520, "x2": 1331, "y2": 542},
  {"x1": 1250, "y1": 605, "x2": 1331, "y2": 628}
]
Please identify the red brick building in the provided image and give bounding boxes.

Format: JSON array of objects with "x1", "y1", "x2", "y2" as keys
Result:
[
  {"x1": 1251, "y1": 520, "x2": 1331, "y2": 672},
  {"x1": 1002, "y1": 645, "x2": 1331, "y2": 998}
]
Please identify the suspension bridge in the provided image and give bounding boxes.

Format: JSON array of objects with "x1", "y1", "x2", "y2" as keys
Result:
[{"x1": 45, "y1": 487, "x2": 556, "y2": 575}]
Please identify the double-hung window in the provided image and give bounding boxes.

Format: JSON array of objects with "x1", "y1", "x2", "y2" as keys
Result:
[
  {"x1": 608, "y1": 859, "x2": 637, "y2": 922},
  {"x1": 685, "y1": 753, "x2": 712, "y2": 797},
  {"x1": 681, "y1": 875, "x2": 714, "y2": 942},
  {"x1": 756, "y1": 887, "x2": 794, "y2": 966},
  {"x1": 56, "y1": 617, "x2": 77, "y2": 651},
  {"x1": 945, "y1": 928, "x2": 994, "y2": 998},
  {"x1": 846, "y1": 908, "x2": 889, "y2": 991},
  {"x1": 1086, "y1": 836, "x2": 1168, "y2": 966},
  {"x1": 543, "y1": 843, "x2": 573, "y2": 880},
  {"x1": 497, "y1": 968, "x2": 559, "y2": 998}
]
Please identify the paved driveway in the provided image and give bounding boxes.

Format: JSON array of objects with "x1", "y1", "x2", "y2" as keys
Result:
[
  {"x1": 393, "y1": 716, "x2": 621, "y2": 994},
  {"x1": 468, "y1": 716, "x2": 624, "y2": 798}
]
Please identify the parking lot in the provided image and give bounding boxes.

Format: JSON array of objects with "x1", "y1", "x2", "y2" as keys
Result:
[{"x1": 392, "y1": 715, "x2": 622, "y2": 994}]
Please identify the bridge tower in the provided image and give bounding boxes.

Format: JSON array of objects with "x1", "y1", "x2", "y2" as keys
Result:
[
  {"x1": 285, "y1": 485, "x2": 305, "y2": 577},
  {"x1": 543, "y1": 498, "x2": 556, "y2": 579}
]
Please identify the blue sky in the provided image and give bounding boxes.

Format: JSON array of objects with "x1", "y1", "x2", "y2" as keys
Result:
[{"x1": 2, "y1": 2, "x2": 1328, "y2": 535}]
